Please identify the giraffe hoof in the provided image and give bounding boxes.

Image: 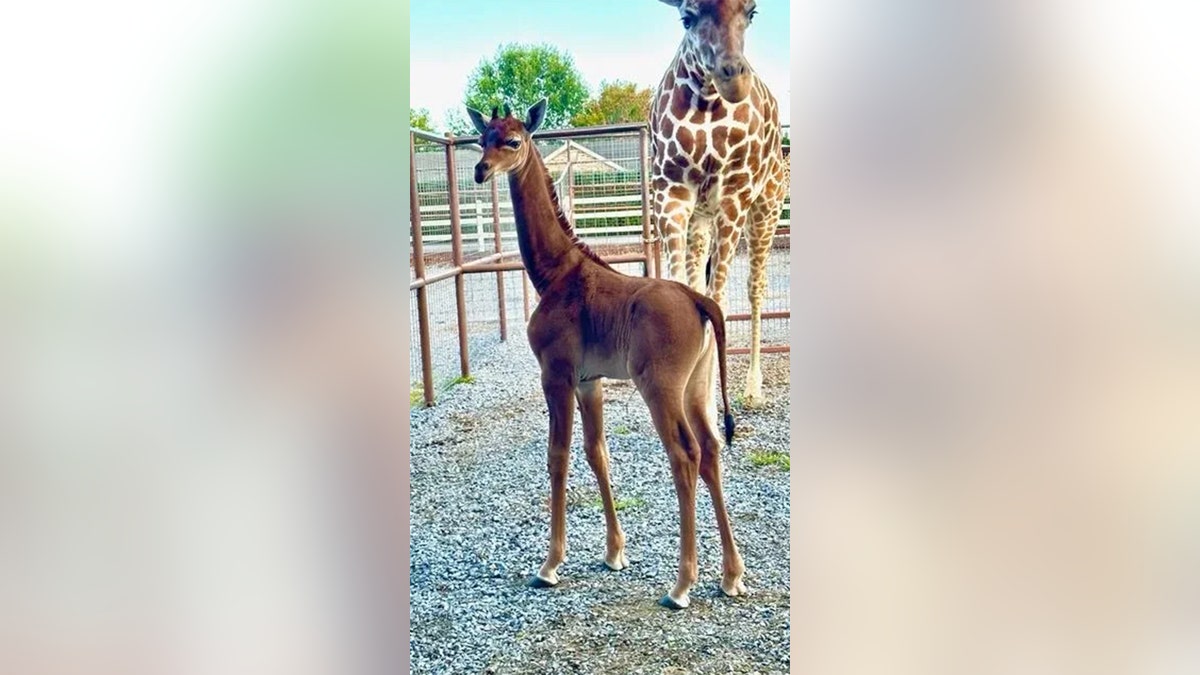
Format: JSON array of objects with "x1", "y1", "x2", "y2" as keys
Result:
[
  {"x1": 604, "y1": 552, "x2": 629, "y2": 571},
  {"x1": 528, "y1": 568, "x2": 560, "y2": 588},
  {"x1": 740, "y1": 393, "x2": 766, "y2": 409},
  {"x1": 720, "y1": 577, "x2": 748, "y2": 597},
  {"x1": 658, "y1": 592, "x2": 690, "y2": 610},
  {"x1": 528, "y1": 562, "x2": 559, "y2": 583}
]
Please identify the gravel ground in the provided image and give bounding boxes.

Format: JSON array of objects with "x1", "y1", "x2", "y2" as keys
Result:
[{"x1": 409, "y1": 338, "x2": 791, "y2": 674}]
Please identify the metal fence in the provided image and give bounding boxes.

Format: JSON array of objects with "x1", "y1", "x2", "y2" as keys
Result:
[{"x1": 410, "y1": 122, "x2": 790, "y2": 406}]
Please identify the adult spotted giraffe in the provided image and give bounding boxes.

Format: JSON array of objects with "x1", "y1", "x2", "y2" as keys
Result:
[{"x1": 650, "y1": 0, "x2": 786, "y2": 408}]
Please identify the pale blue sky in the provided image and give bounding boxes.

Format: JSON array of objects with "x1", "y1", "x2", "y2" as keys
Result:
[{"x1": 410, "y1": 0, "x2": 790, "y2": 131}]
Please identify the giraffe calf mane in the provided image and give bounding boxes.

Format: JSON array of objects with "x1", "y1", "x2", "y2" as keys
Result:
[{"x1": 534, "y1": 149, "x2": 614, "y2": 272}]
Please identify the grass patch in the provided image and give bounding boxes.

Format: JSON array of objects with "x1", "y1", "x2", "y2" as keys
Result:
[
  {"x1": 612, "y1": 424, "x2": 631, "y2": 436},
  {"x1": 613, "y1": 495, "x2": 645, "y2": 511},
  {"x1": 748, "y1": 449, "x2": 790, "y2": 471},
  {"x1": 410, "y1": 374, "x2": 475, "y2": 407}
]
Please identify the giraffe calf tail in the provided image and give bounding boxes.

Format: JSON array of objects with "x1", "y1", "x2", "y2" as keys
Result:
[{"x1": 692, "y1": 292, "x2": 735, "y2": 446}]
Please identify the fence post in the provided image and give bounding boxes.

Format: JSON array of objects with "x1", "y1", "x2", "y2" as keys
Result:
[
  {"x1": 491, "y1": 177, "x2": 507, "y2": 341},
  {"x1": 638, "y1": 127, "x2": 656, "y2": 278},
  {"x1": 475, "y1": 194, "x2": 486, "y2": 253},
  {"x1": 522, "y1": 272, "x2": 531, "y2": 322},
  {"x1": 410, "y1": 134, "x2": 436, "y2": 407},
  {"x1": 445, "y1": 135, "x2": 470, "y2": 378},
  {"x1": 565, "y1": 141, "x2": 574, "y2": 224}
]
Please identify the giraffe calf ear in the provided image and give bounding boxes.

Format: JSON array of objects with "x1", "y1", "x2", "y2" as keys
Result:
[
  {"x1": 526, "y1": 98, "x2": 548, "y2": 134},
  {"x1": 466, "y1": 107, "x2": 488, "y2": 135}
]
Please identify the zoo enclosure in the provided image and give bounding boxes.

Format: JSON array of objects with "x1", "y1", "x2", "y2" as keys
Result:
[{"x1": 410, "y1": 123, "x2": 791, "y2": 406}]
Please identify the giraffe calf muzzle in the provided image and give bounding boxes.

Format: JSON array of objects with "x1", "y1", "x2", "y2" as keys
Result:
[{"x1": 474, "y1": 161, "x2": 492, "y2": 184}]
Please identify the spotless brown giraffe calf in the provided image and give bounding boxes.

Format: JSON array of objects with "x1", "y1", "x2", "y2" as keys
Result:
[{"x1": 468, "y1": 100, "x2": 746, "y2": 609}]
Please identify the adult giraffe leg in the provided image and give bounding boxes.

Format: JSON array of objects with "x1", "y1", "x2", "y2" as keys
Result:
[
  {"x1": 638, "y1": 381, "x2": 700, "y2": 610},
  {"x1": 705, "y1": 208, "x2": 748, "y2": 421},
  {"x1": 743, "y1": 177, "x2": 785, "y2": 408},
  {"x1": 708, "y1": 210, "x2": 747, "y2": 314},
  {"x1": 651, "y1": 181, "x2": 696, "y2": 284},
  {"x1": 576, "y1": 380, "x2": 627, "y2": 571},
  {"x1": 685, "y1": 214, "x2": 714, "y2": 294},
  {"x1": 531, "y1": 368, "x2": 576, "y2": 588}
]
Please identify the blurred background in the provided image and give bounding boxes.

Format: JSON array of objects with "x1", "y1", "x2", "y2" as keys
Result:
[
  {"x1": 1, "y1": 1, "x2": 410, "y2": 673},
  {"x1": 788, "y1": 1, "x2": 1200, "y2": 674}
]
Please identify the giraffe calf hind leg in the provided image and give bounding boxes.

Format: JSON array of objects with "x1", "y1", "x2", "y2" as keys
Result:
[
  {"x1": 687, "y1": 373, "x2": 747, "y2": 599},
  {"x1": 636, "y1": 380, "x2": 701, "y2": 611}
]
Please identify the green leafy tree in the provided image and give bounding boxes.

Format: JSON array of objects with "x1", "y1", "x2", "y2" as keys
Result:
[
  {"x1": 571, "y1": 80, "x2": 653, "y2": 127},
  {"x1": 410, "y1": 107, "x2": 434, "y2": 132},
  {"x1": 463, "y1": 43, "x2": 589, "y2": 130},
  {"x1": 443, "y1": 109, "x2": 476, "y2": 137},
  {"x1": 410, "y1": 107, "x2": 443, "y2": 152}
]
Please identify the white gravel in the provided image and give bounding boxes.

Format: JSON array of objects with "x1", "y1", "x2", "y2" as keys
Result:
[{"x1": 409, "y1": 337, "x2": 791, "y2": 674}]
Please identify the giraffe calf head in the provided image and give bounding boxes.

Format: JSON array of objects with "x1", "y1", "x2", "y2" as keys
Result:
[
  {"x1": 466, "y1": 99, "x2": 548, "y2": 184},
  {"x1": 659, "y1": 0, "x2": 758, "y2": 102}
]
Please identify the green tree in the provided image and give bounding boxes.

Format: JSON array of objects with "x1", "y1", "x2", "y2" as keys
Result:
[
  {"x1": 463, "y1": 43, "x2": 589, "y2": 130},
  {"x1": 443, "y1": 109, "x2": 476, "y2": 137},
  {"x1": 410, "y1": 107, "x2": 434, "y2": 132},
  {"x1": 571, "y1": 80, "x2": 653, "y2": 127}
]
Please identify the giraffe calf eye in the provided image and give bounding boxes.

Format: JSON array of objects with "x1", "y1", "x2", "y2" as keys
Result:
[
  {"x1": 505, "y1": 139, "x2": 521, "y2": 148},
  {"x1": 681, "y1": 13, "x2": 696, "y2": 29}
]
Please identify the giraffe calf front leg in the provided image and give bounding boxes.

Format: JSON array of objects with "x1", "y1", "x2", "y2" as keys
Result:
[
  {"x1": 531, "y1": 373, "x2": 576, "y2": 588},
  {"x1": 531, "y1": 442, "x2": 570, "y2": 588},
  {"x1": 577, "y1": 381, "x2": 628, "y2": 572}
]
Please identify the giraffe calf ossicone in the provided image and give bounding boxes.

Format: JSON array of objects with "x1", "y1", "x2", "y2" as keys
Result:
[{"x1": 469, "y1": 100, "x2": 746, "y2": 609}]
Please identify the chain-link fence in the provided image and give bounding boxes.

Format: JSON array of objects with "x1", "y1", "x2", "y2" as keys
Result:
[{"x1": 410, "y1": 123, "x2": 790, "y2": 406}]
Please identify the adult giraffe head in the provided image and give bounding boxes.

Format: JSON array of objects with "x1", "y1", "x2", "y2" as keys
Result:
[{"x1": 658, "y1": 0, "x2": 759, "y2": 103}]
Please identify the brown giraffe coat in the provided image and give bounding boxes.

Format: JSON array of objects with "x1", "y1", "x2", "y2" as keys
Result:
[{"x1": 467, "y1": 100, "x2": 746, "y2": 610}]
